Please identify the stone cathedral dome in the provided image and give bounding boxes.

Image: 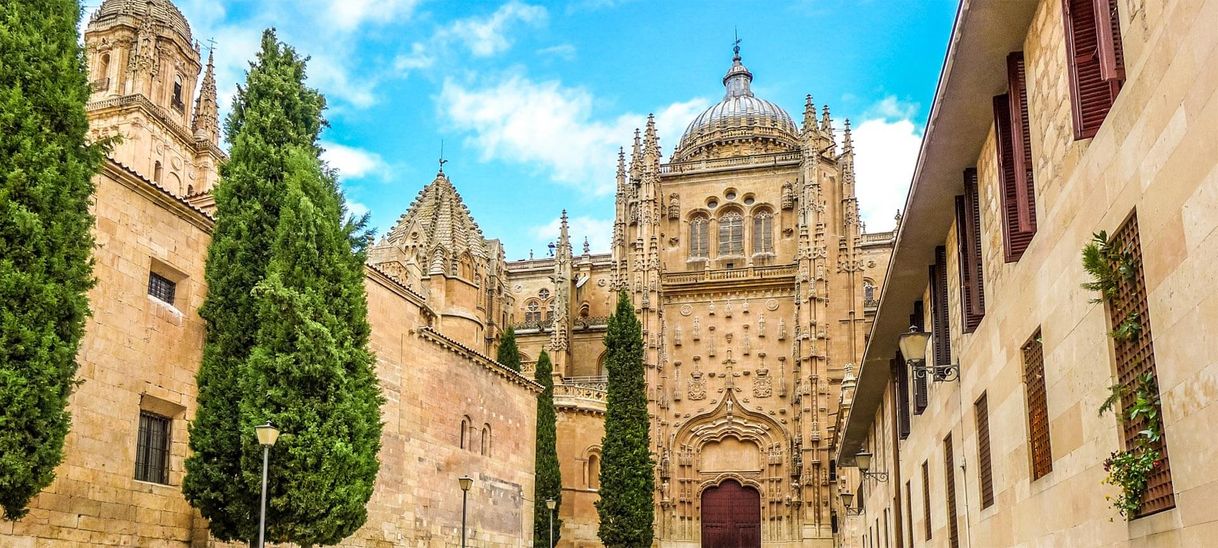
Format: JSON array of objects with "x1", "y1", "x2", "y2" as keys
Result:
[
  {"x1": 89, "y1": 0, "x2": 194, "y2": 45},
  {"x1": 673, "y1": 47, "x2": 800, "y2": 162}
]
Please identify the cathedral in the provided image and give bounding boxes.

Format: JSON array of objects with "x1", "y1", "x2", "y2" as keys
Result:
[{"x1": 7, "y1": 1, "x2": 894, "y2": 546}]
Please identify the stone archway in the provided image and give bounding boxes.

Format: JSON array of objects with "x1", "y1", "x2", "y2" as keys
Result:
[{"x1": 700, "y1": 479, "x2": 760, "y2": 548}]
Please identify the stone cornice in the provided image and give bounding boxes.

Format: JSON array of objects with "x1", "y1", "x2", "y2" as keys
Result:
[
  {"x1": 417, "y1": 326, "x2": 543, "y2": 394},
  {"x1": 102, "y1": 159, "x2": 214, "y2": 232},
  {"x1": 364, "y1": 264, "x2": 428, "y2": 311}
]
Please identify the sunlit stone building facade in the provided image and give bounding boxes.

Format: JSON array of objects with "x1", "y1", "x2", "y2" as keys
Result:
[{"x1": 1, "y1": 1, "x2": 899, "y2": 547}]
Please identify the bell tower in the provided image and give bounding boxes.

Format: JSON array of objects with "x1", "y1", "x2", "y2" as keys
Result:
[{"x1": 83, "y1": 0, "x2": 223, "y2": 204}]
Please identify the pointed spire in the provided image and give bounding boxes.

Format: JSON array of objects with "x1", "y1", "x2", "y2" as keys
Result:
[
  {"x1": 617, "y1": 147, "x2": 626, "y2": 178},
  {"x1": 191, "y1": 49, "x2": 219, "y2": 145},
  {"x1": 643, "y1": 114, "x2": 659, "y2": 174},
  {"x1": 583, "y1": 236, "x2": 591, "y2": 255},
  {"x1": 630, "y1": 128, "x2": 643, "y2": 180},
  {"x1": 821, "y1": 104, "x2": 833, "y2": 134},
  {"x1": 803, "y1": 94, "x2": 816, "y2": 132},
  {"x1": 843, "y1": 118, "x2": 853, "y2": 151}
]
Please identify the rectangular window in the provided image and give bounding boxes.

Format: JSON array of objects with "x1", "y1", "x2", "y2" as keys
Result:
[
  {"x1": 921, "y1": 461, "x2": 932, "y2": 541},
  {"x1": 1063, "y1": 0, "x2": 1124, "y2": 139},
  {"x1": 929, "y1": 246, "x2": 952, "y2": 379},
  {"x1": 689, "y1": 218, "x2": 709, "y2": 258},
  {"x1": 975, "y1": 393, "x2": 995, "y2": 509},
  {"x1": 135, "y1": 411, "x2": 171, "y2": 484},
  {"x1": 752, "y1": 213, "x2": 774, "y2": 254},
  {"x1": 955, "y1": 169, "x2": 986, "y2": 332},
  {"x1": 944, "y1": 434, "x2": 960, "y2": 548},
  {"x1": 147, "y1": 271, "x2": 177, "y2": 305},
  {"x1": 1022, "y1": 330, "x2": 1054, "y2": 480},
  {"x1": 1108, "y1": 213, "x2": 1174, "y2": 516}
]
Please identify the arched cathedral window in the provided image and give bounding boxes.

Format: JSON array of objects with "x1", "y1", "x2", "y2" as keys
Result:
[
  {"x1": 753, "y1": 210, "x2": 774, "y2": 254},
  {"x1": 172, "y1": 75, "x2": 184, "y2": 111},
  {"x1": 718, "y1": 211, "x2": 744, "y2": 256},
  {"x1": 525, "y1": 301, "x2": 541, "y2": 324},
  {"x1": 689, "y1": 215, "x2": 709, "y2": 258}
]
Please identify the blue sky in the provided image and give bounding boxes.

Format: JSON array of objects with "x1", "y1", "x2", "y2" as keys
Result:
[{"x1": 109, "y1": 0, "x2": 958, "y2": 259}]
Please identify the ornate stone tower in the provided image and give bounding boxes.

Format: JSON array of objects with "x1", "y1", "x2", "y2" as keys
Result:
[
  {"x1": 612, "y1": 45, "x2": 890, "y2": 547},
  {"x1": 83, "y1": 0, "x2": 223, "y2": 206},
  {"x1": 366, "y1": 169, "x2": 512, "y2": 355}
]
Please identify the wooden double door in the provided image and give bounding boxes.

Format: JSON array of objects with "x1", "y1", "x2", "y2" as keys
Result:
[{"x1": 700, "y1": 480, "x2": 761, "y2": 548}]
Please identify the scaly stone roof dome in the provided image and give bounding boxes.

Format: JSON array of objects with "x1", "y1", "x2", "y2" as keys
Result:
[
  {"x1": 89, "y1": 0, "x2": 194, "y2": 46},
  {"x1": 673, "y1": 46, "x2": 800, "y2": 162}
]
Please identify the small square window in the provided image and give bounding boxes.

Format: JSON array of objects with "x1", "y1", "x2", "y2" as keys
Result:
[
  {"x1": 135, "y1": 412, "x2": 171, "y2": 484},
  {"x1": 148, "y1": 272, "x2": 176, "y2": 305}
]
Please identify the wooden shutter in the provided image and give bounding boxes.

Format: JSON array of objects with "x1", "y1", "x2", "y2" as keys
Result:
[
  {"x1": 955, "y1": 170, "x2": 986, "y2": 332},
  {"x1": 1108, "y1": 213, "x2": 1174, "y2": 516},
  {"x1": 994, "y1": 94, "x2": 1036, "y2": 262},
  {"x1": 1006, "y1": 53, "x2": 1037, "y2": 234},
  {"x1": 911, "y1": 301, "x2": 928, "y2": 415},
  {"x1": 921, "y1": 461, "x2": 932, "y2": 541},
  {"x1": 930, "y1": 247, "x2": 952, "y2": 379},
  {"x1": 1022, "y1": 330, "x2": 1054, "y2": 480},
  {"x1": 1063, "y1": 0, "x2": 1122, "y2": 139},
  {"x1": 895, "y1": 355, "x2": 911, "y2": 438},
  {"x1": 1094, "y1": 0, "x2": 1125, "y2": 81},
  {"x1": 944, "y1": 435, "x2": 960, "y2": 548},
  {"x1": 975, "y1": 393, "x2": 995, "y2": 509}
]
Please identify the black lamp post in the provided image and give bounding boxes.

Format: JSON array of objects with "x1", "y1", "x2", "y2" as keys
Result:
[
  {"x1": 899, "y1": 325, "x2": 959, "y2": 381},
  {"x1": 854, "y1": 450, "x2": 889, "y2": 482}
]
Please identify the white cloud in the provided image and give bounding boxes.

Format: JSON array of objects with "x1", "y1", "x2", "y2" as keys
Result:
[
  {"x1": 444, "y1": 1, "x2": 548, "y2": 57},
  {"x1": 852, "y1": 117, "x2": 923, "y2": 232},
  {"x1": 327, "y1": 0, "x2": 420, "y2": 31},
  {"x1": 531, "y1": 215, "x2": 614, "y2": 254},
  {"x1": 439, "y1": 74, "x2": 708, "y2": 194},
  {"x1": 537, "y1": 44, "x2": 577, "y2": 61},
  {"x1": 394, "y1": 42, "x2": 436, "y2": 73},
  {"x1": 347, "y1": 200, "x2": 371, "y2": 218},
  {"x1": 321, "y1": 142, "x2": 387, "y2": 180},
  {"x1": 866, "y1": 96, "x2": 919, "y2": 121}
]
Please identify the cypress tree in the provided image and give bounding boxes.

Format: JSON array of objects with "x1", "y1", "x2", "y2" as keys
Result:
[
  {"x1": 532, "y1": 350, "x2": 562, "y2": 547},
  {"x1": 0, "y1": 0, "x2": 107, "y2": 520},
  {"x1": 596, "y1": 292, "x2": 654, "y2": 547},
  {"x1": 241, "y1": 147, "x2": 383, "y2": 546},
  {"x1": 496, "y1": 326, "x2": 521, "y2": 372},
  {"x1": 182, "y1": 29, "x2": 329, "y2": 541}
]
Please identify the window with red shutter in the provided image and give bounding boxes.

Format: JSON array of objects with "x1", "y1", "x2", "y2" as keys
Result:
[
  {"x1": 955, "y1": 169, "x2": 985, "y2": 332},
  {"x1": 944, "y1": 434, "x2": 960, "y2": 548},
  {"x1": 911, "y1": 301, "x2": 928, "y2": 415},
  {"x1": 1063, "y1": 0, "x2": 1124, "y2": 139},
  {"x1": 1023, "y1": 330, "x2": 1054, "y2": 480},
  {"x1": 975, "y1": 393, "x2": 994, "y2": 509},
  {"x1": 930, "y1": 247, "x2": 952, "y2": 379},
  {"x1": 1006, "y1": 53, "x2": 1037, "y2": 234}
]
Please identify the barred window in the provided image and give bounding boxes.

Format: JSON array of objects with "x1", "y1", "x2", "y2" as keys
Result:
[
  {"x1": 135, "y1": 412, "x2": 171, "y2": 484},
  {"x1": 718, "y1": 212, "x2": 743, "y2": 256},
  {"x1": 148, "y1": 272, "x2": 176, "y2": 305},
  {"x1": 689, "y1": 216, "x2": 710, "y2": 258},
  {"x1": 752, "y1": 211, "x2": 773, "y2": 254}
]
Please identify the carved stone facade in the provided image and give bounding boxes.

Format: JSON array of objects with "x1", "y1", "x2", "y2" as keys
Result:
[{"x1": 507, "y1": 49, "x2": 894, "y2": 547}]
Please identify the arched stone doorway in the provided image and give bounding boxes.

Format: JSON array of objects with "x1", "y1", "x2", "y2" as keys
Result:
[{"x1": 700, "y1": 479, "x2": 760, "y2": 548}]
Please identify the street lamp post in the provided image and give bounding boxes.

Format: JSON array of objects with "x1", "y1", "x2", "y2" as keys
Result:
[
  {"x1": 254, "y1": 422, "x2": 280, "y2": 548},
  {"x1": 459, "y1": 475, "x2": 473, "y2": 548},
  {"x1": 545, "y1": 498, "x2": 556, "y2": 548}
]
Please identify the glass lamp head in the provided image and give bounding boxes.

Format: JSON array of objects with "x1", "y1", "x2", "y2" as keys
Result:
[
  {"x1": 855, "y1": 450, "x2": 874, "y2": 473},
  {"x1": 546, "y1": 498, "x2": 556, "y2": 510},
  {"x1": 897, "y1": 325, "x2": 931, "y2": 363},
  {"x1": 459, "y1": 475, "x2": 474, "y2": 492},
  {"x1": 255, "y1": 423, "x2": 280, "y2": 446}
]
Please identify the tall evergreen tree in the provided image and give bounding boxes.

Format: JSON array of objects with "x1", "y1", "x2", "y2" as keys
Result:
[
  {"x1": 183, "y1": 29, "x2": 328, "y2": 541},
  {"x1": 597, "y1": 292, "x2": 654, "y2": 546},
  {"x1": 241, "y1": 147, "x2": 383, "y2": 546},
  {"x1": 0, "y1": 0, "x2": 107, "y2": 520},
  {"x1": 496, "y1": 326, "x2": 521, "y2": 372},
  {"x1": 532, "y1": 350, "x2": 562, "y2": 547}
]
